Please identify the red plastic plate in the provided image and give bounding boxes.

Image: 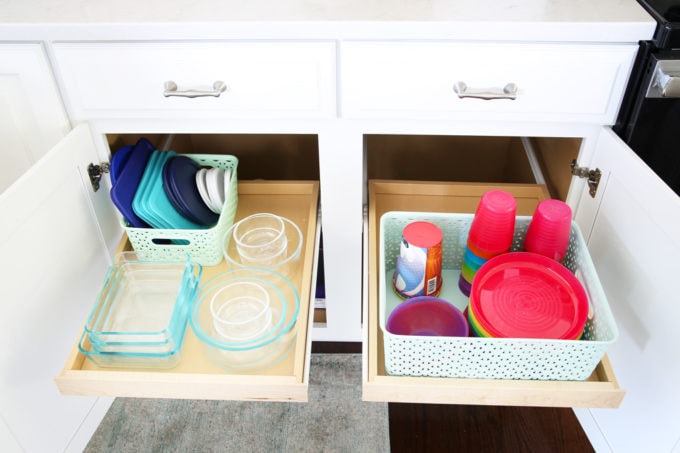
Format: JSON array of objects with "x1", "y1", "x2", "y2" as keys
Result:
[{"x1": 469, "y1": 252, "x2": 588, "y2": 339}]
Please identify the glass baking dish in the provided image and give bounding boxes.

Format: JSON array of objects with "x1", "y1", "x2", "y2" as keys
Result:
[{"x1": 78, "y1": 252, "x2": 201, "y2": 368}]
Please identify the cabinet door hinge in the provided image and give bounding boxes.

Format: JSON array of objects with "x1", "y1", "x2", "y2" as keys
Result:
[
  {"x1": 570, "y1": 160, "x2": 601, "y2": 198},
  {"x1": 88, "y1": 162, "x2": 110, "y2": 192}
]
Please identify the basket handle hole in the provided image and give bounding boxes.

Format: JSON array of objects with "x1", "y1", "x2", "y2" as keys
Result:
[{"x1": 151, "y1": 238, "x2": 191, "y2": 246}]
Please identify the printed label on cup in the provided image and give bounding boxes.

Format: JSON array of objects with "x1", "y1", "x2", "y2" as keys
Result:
[{"x1": 393, "y1": 221, "x2": 443, "y2": 299}]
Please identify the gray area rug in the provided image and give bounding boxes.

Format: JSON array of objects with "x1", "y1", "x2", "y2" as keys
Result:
[{"x1": 85, "y1": 354, "x2": 389, "y2": 452}]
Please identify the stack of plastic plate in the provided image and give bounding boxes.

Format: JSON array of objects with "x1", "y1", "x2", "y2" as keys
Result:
[
  {"x1": 78, "y1": 252, "x2": 202, "y2": 368},
  {"x1": 190, "y1": 268, "x2": 300, "y2": 373},
  {"x1": 467, "y1": 252, "x2": 589, "y2": 340}
]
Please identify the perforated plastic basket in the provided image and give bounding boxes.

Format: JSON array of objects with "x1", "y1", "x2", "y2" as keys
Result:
[
  {"x1": 379, "y1": 211, "x2": 618, "y2": 381},
  {"x1": 124, "y1": 154, "x2": 238, "y2": 266}
]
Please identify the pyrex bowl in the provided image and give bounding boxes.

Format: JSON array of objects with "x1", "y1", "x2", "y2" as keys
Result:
[
  {"x1": 222, "y1": 215, "x2": 302, "y2": 279},
  {"x1": 232, "y1": 213, "x2": 287, "y2": 263},
  {"x1": 203, "y1": 328, "x2": 298, "y2": 373},
  {"x1": 209, "y1": 280, "x2": 272, "y2": 341},
  {"x1": 190, "y1": 268, "x2": 300, "y2": 373}
]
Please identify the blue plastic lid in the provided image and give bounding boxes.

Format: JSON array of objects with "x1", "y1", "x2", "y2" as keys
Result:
[
  {"x1": 164, "y1": 155, "x2": 219, "y2": 227},
  {"x1": 110, "y1": 138, "x2": 155, "y2": 228},
  {"x1": 135, "y1": 151, "x2": 205, "y2": 230},
  {"x1": 109, "y1": 144, "x2": 133, "y2": 187}
]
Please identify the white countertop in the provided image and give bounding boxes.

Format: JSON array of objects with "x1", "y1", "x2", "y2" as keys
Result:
[{"x1": 0, "y1": 0, "x2": 656, "y2": 42}]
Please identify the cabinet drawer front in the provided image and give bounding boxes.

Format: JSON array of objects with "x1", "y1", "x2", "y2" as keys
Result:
[
  {"x1": 52, "y1": 42, "x2": 336, "y2": 121},
  {"x1": 341, "y1": 42, "x2": 637, "y2": 123}
]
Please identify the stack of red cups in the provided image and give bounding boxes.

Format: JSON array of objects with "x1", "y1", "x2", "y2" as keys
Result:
[
  {"x1": 458, "y1": 190, "x2": 517, "y2": 296},
  {"x1": 523, "y1": 199, "x2": 573, "y2": 263}
]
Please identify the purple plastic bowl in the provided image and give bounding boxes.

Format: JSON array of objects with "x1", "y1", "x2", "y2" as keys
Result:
[
  {"x1": 458, "y1": 274, "x2": 472, "y2": 297},
  {"x1": 386, "y1": 296, "x2": 469, "y2": 337}
]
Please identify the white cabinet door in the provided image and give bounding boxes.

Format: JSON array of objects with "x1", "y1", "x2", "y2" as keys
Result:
[
  {"x1": 573, "y1": 129, "x2": 680, "y2": 452},
  {"x1": 0, "y1": 44, "x2": 69, "y2": 194},
  {"x1": 0, "y1": 124, "x2": 119, "y2": 452},
  {"x1": 0, "y1": 415, "x2": 21, "y2": 453}
]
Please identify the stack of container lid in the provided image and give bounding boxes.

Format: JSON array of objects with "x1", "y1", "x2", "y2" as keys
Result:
[
  {"x1": 78, "y1": 252, "x2": 202, "y2": 369},
  {"x1": 458, "y1": 190, "x2": 517, "y2": 297},
  {"x1": 110, "y1": 138, "x2": 232, "y2": 230}
]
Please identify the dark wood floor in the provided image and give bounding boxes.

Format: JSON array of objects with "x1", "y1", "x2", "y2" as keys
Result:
[
  {"x1": 312, "y1": 342, "x2": 594, "y2": 453},
  {"x1": 388, "y1": 403, "x2": 594, "y2": 453}
]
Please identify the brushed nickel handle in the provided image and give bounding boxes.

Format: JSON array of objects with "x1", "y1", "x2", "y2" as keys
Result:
[
  {"x1": 453, "y1": 81, "x2": 518, "y2": 100},
  {"x1": 163, "y1": 80, "x2": 227, "y2": 98}
]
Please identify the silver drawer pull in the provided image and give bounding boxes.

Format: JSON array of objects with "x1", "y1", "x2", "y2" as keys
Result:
[
  {"x1": 163, "y1": 80, "x2": 227, "y2": 98},
  {"x1": 453, "y1": 81, "x2": 518, "y2": 100}
]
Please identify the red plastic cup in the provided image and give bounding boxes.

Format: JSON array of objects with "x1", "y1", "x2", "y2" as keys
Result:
[
  {"x1": 467, "y1": 190, "x2": 517, "y2": 256},
  {"x1": 523, "y1": 199, "x2": 572, "y2": 262}
]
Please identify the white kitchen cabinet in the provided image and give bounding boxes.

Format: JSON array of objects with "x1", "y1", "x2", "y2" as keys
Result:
[
  {"x1": 0, "y1": 44, "x2": 69, "y2": 193},
  {"x1": 1, "y1": 0, "x2": 673, "y2": 451}
]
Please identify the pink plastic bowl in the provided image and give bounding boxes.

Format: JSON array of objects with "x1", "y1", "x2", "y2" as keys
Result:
[{"x1": 386, "y1": 296, "x2": 469, "y2": 337}]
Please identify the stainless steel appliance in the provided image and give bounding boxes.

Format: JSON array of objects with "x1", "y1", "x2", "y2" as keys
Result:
[{"x1": 615, "y1": 0, "x2": 680, "y2": 195}]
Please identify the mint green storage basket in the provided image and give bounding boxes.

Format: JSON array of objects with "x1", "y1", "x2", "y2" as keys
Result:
[
  {"x1": 379, "y1": 211, "x2": 618, "y2": 381},
  {"x1": 124, "y1": 154, "x2": 238, "y2": 266}
]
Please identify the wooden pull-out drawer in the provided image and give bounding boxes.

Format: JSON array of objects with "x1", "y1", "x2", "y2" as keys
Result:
[
  {"x1": 52, "y1": 42, "x2": 336, "y2": 121},
  {"x1": 363, "y1": 180, "x2": 624, "y2": 408},
  {"x1": 342, "y1": 42, "x2": 637, "y2": 124},
  {"x1": 56, "y1": 181, "x2": 319, "y2": 402}
]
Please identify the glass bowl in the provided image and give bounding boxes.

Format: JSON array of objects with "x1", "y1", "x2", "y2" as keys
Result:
[
  {"x1": 190, "y1": 268, "x2": 300, "y2": 373},
  {"x1": 222, "y1": 215, "x2": 302, "y2": 278}
]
